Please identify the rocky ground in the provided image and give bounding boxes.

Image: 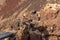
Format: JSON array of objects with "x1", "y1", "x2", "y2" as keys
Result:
[{"x1": 0, "y1": 0, "x2": 60, "y2": 40}]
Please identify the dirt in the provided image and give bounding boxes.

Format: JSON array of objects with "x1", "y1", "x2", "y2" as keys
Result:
[{"x1": 0, "y1": 0, "x2": 60, "y2": 40}]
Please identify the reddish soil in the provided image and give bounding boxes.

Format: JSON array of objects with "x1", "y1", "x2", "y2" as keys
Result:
[
  {"x1": 0, "y1": 0, "x2": 20, "y2": 18},
  {"x1": 0, "y1": 0, "x2": 60, "y2": 40}
]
